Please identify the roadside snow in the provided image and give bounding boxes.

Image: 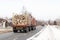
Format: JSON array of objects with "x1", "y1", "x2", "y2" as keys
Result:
[
  {"x1": 27, "y1": 25, "x2": 60, "y2": 40},
  {"x1": 50, "y1": 26, "x2": 60, "y2": 40},
  {"x1": 0, "y1": 26, "x2": 13, "y2": 34}
]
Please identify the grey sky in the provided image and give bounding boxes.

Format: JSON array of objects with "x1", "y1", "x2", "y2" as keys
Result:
[{"x1": 0, "y1": 0, "x2": 60, "y2": 21}]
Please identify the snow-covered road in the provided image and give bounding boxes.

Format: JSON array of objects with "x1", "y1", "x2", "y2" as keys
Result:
[{"x1": 27, "y1": 25, "x2": 60, "y2": 40}]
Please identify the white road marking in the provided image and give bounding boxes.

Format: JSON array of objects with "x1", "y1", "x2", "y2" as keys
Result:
[
  {"x1": 27, "y1": 25, "x2": 60, "y2": 40},
  {"x1": 27, "y1": 27, "x2": 45, "y2": 40}
]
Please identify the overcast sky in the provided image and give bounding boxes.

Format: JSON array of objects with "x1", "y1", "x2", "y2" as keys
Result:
[{"x1": 0, "y1": 0, "x2": 60, "y2": 21}]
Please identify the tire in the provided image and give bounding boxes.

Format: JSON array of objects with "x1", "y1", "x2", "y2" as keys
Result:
[
  {"x1": 24, "y1": 27, "x2": 29, "y2": 33},
  {"x1": 20, "y1": 29, "x2": 24, "y2": 33},
  {"x1": 13, "y1": 30, "x2": 17, "y2": 33},
  {"x1": 34, "y1": 27, "x2": 36, "y2": 30},
  {"x1": 29, "y1": 26, "x2": 32, "y2": 31},
  {"x1": 32, "y1": 26, "x2": 36, "y2": 30}
]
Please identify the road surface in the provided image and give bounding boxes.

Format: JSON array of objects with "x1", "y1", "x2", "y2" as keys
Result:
[
  {"x1": 27, "y1": 25, "x2": 60, "y2": 40},
  {"x1": 0, "y1": 26, "x2": 44, "y2": 40}
]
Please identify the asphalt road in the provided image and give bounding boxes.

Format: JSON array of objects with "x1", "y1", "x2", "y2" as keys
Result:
[{"x1": 0, "y1": 26, "x2": 45, "y2": 40}]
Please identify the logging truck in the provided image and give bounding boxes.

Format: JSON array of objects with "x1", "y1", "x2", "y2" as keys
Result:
[{"x1": 12, "y1": 11, "x2": 36, "y2": 33}]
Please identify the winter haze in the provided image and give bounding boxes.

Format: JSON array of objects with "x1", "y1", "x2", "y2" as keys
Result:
[{"x1": 0, "y1": 0, "x2": 60, "y2": 20}]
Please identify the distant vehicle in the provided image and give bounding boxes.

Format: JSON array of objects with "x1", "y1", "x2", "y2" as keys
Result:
[{"x1": 12, "y1": 11, "x2": 36, "y2": 33}]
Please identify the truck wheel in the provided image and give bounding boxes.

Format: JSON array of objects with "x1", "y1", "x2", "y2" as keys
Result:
[
  {"x1": 29, "y1": 26, "x2": 32, "y2": 31},
  {"x1": 34, "y1": 27, "x2": 36, "y2": 30},
  {"x1": 24, "y1": 27, "x2": 29, "y2": 33},
  {"x1": 13, "y1": 30, "x2": 17, "y2": 33},
  {"x1": 32, "y1": 26, "x2": 36, "y2": 30}
]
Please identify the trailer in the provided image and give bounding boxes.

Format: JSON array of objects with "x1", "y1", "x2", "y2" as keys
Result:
[{"x1": 12, "y1": 12, "x2": 36, "y2": 33}]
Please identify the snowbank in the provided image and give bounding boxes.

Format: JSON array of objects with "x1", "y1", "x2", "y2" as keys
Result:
[
  {"x1": 0, "y1": 27, "x2": 13, "y2": 34},
  {"x1": 27, "y1": 25, "x2": 60, "y2": 40}
]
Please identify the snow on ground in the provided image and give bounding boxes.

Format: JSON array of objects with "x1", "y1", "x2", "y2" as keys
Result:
[
  {"x1": 27, "y1": 25, "x2": 60, "y2": 40},
  {"x1": 50, "y1": 26, "x2": 60, "y2": 40},
  {"x1": 0, "y1": 26, "x2": 13, "y2": 34}
]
